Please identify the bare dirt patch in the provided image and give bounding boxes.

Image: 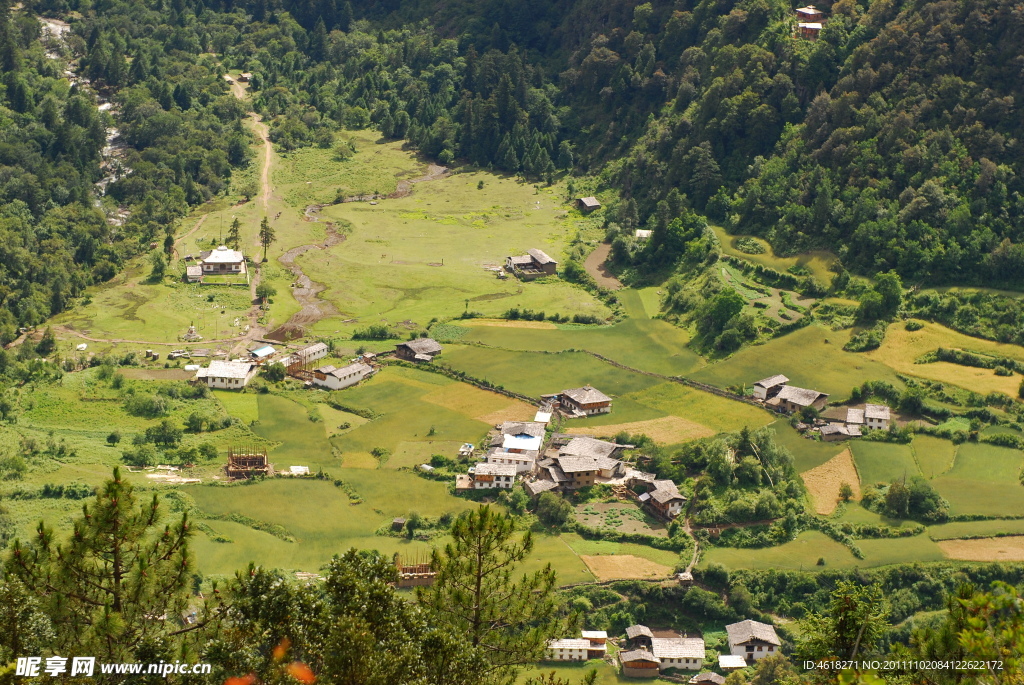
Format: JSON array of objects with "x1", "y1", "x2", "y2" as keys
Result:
[
  {"x1": 565, "y1": 416, "x2": 715, "y2": 443},
  {"x1": 580, "y1": 554, "x2": 673, "y2": 581},
  {"x1": 120, "y1": 368, "x2": 197, "y2": 381},
  {"x1": 938, "y1": 536, "x2": 1024, "y2": 562},
  {"x1": 463, "y1": 319, "x2": 557, "y2": 329},
  {"x1": 583, "y1": 243, "x2": 623, "y2": 290},
  {"x1": 800, "y1": 448, "x2": 861, "y2": 515}
]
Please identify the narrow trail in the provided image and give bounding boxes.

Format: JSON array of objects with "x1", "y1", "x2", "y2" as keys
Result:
[{"x1": 172, "y1": 214, "x2": 207, "y2": 259}]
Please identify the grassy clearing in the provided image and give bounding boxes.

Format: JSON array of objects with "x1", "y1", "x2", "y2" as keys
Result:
[
  {"x1": 623, "y1": 382, "x2": 772, "y2": 434},
  {"x1": 928, "y1": 519, "x2": 1024, "y2": 541},
  {"x1": 252, "y1": 393, "x2": 334, "y2": 470},
  {"x1": 850, "y1": 441, "x2": 920, "y2": 486},
  {"x1": 912, "y1": 435, "x2": 958, "y2": 479},
  {"x1": 931, "y1": 443, "x2": 1024, "y2": 517},
  {"x1": 459, "y1": 291, "x2": 704, "y2": 377},
  {"x1": 711, "y1": 225, "x2": 837, "y2": 284},
  {"x1": 214, "y1": 390, "x2": 260, "y2": 424},
  {"x1": 581, "y1": 554, "x2": 674, "y2": 581},
  {"x1": 691, "y1": 325, "x2": 902, "y2": 399},
  {"x1": 561, "y1": 534, "x2": 681, "y2": 567},
  {"x1": 864, "y1": 322, "x2": 1024, "y2": 396},
  {"x1": 302, "y1": 169, "x2": 609, "y2": 337},
  {"x1": 565, "y1": 416, "x2": 714, "y2": 443},
  {"x1": 522, "y1": 533, "x2": 595, "y2": 586},
  {"x1": 516, "y1": 661, "x2": 626, "y2": 685}
]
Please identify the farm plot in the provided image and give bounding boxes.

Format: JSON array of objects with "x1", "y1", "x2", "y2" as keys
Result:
[
  {"x1": 581, "y1": 555, "x2": 674, "y2": 581},
  {"x1": 564, "y1": 415, "x2": 714, "y2": 443},
  {"x1": 214, "y1": 390, "x2": 260, "y2": 424},
  {"x1": 623, "y1": 382, "x2": 772, "y2": 435},
  {"x1": 912, "y1": 435, "x2": 958, "y2": 479},
  {"x1": 252, "y1": 394, "x2": 335, "y2": 470},
  {"x1": 561, "y1": 534, "x2": 681, "y2": 568},
  {"x1": 865, "y1": 321, "x2": 1024, "y2": 396},
  {"x1": 575, "y1": 502, "x2": 669, "y2": 537},
  {"x1": 691, "y1": 324, "x2": 903, "y2": 399},
  {"x1": 771, "y1": 420, "x2": 846, "y2": 472},
  {"x1": 801, "y1": 449, "x2": 861, "y2": 514},
  {"x1": 928, "y1": 519, "x2": 1024, "y2": 541},
  {"x1": 930, "y1": 443, "x2": 1024, "y2": 517},
  {"x1": 937, "y1": 536, "x2": 1024, "y2": 562},
  {"x1": 850, "y1": 441, "x2": 920, "y2": 486}
]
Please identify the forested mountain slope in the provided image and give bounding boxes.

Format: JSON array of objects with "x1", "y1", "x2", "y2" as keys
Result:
[
  {"x1": 240, "y1": 0, "x2": 1024, "y2": 285},
  {"x1": 0, "y1": 0, "x2": 250, "y2": 343}
]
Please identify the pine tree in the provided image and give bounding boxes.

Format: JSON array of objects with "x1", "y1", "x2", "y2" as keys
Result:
[
  {"x1": 417, "y1": 506, "x2": 574, "y2": 678},
  {"x1": 338, "y1": 0, "x2": 353, "y2": 31},
  {"x1": 309, "y1": 17, "x2": 328, "y2": 61},
  {"x1": 7, "y1": 469, "x2": 207, "y2": 664},
  {"x1": 259, "y1": 217, "x2": 275, "y2": 262},
  {"x1": 227, "y1": 217, "x2": 241, "y2": 248}
]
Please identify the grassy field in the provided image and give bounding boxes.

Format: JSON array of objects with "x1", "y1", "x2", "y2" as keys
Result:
[
  {"x1": 864, "y1": 322, "x2": 1024, "y2": 396},
  {"x1": 710, "y1": 225, "x2": 837, "y2": 285},
  {"x1": 928, "y1": 519, "x2": 1024, "y2": 541},
  {"x1": 516, "y1": 661, "x2": 629, "y2": 685},
  {"x1": 691, "y1": 325, "x2": 903, "y2": 399},
  {"x1": 850, "y1": 441, "x2": 920, "y2": 486},
  {"x1": 771, "y1": 420, "x2": 846, "y2": 472},
  {"x1": 297, "y1": 168, "x2": 609, "y2": 337},
  {"x1": 701, "y1": 530, "x2": 947, "y2": 570},
  {"x1": 912, "y1": 435, "x2": 958, "y2": 479},
  {"x1": 931, "y1": 443, "x2": 1024, "y2": 517},
  {"x1": 457, "y1": 290, "x2": 704, "y2": 377},
  {"x1": 214, "y1": 390, "x2": 260, "y2": 424},
  {"x1": 562, "y1": 534, "x2": 681, "y2": 568}
]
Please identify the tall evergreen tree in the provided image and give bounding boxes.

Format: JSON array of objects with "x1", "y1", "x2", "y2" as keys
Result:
[{"x1": 259, "y1": 216, "x2": 275, "y2": 261}]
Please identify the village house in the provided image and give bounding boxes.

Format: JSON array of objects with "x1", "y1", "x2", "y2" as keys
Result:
[
  {"x1": 194, "y1": 360, "x2": 258, "y2": 389},
  {"x1": 619, "y1": 649, "x2": 660, "y2": 678},
  {"x1": 796, "y1": 5, "x2": 825, "y2": 39},
  {"x1": 394, "y1": 338, "x2": 442, "y2": 362},
  {"x1": 581, "y1": 630, "x2": 608, "y2": 658},
  {"x1": 559, "y1": 436, "x2": 629, "y2": 478},
  {"x1": 576, "y1": 196, "x2": 601, "y2": 212},
  {"x1": 718, "y1": 655, "x2": 748, "y2": 672},
  {"x1": 552, "y1": 456, "x2": 600, "y2": 489},
  {"x1": 485, "y1": 448, "x2": 538, "y2": 474},
  {"x1": 185, "y1": 265, "x2": 203, "y2": 283},
  {"x1": 752, "y1": 374, "x2": 789, "y2": 401},
  {"x1": 770, "y1": 385, "x2": 829, "y2": 413},
  {"x1": 545, "y1": 638, "x2": 590, "y2": 661},
  {"x1": 625, "y1": 624, "x2": 654, "y2": 650},
  {"x1": 199, "y1": 245, "x2": 246, "y2": 276},
  {"x1": 725, "y1": 620, "x2": 781, "y2": 663},
  {"x1": 635, "y1": 229, "x2": 652, "y2": 240},
  {"x1": 819, "y1": 423, "x2": 861, "y2": 442},
  {"x1": 523, "y1": 478, "x2": 559, "y2": 498},
  {"x1": 640, "y1": 479, "x2": 687, "y2": 519},
  {"x1": 506, "y1": 249, "x2": 558, "y2": 279},
  {"x1": 250, "y1": 344, "x2": 276, "y2": 362},
  {"x1": 795, "y1": 4, "x2": 824, "y2": 20},
  {"x1": 650, "y1": 637, "x2": 706, "y2": 672},
  {"x1": 311, "y1": 361, "x2": 374, "y2": 391},
  {"x1": 798, "y1": 20, "x2": 822, "y2": 39},
  {"x1": 547, "y1": 385, "x2": 613, "y2": 417},
  {"x1": 466, "y1": 462, "x2": 517, "y2": 489},
  {"x1": 864, "y1": 403, "x2": 891, "y2": 431},
  {"x1": 296, "y1": 341, "x2": 329, "y2": 364},
  {"x1": 689, "y1": 673, "x2": 726, "y2": 685}
]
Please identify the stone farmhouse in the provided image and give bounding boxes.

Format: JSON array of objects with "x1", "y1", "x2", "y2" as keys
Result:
[
  {"x1": 769, "y1": 385, "x2": 829, "y2": 413},
  {"x1": 463, "y1": 462, "x2": 517, "y2": 489},
  {"x1": 725, "y1": 619, "x2": 781, "y2": 663},
  {"x1": 311, "y1": 361, "x2": 374, "y2": 391},
  {"x1": 506, "y1": 249, "x2": 558, "y2": 279},
  {"x1": 752, "y1": 374, "x2": 788, "y2": 400},
  {"x1": 545, "y1": 385, "x2": 613, "y2": 418},
  {"x1": 619, "y1": 625, "x2": 705, "y2": 675},
  {"x1": 545, "y1": 631, "x2": 607, "y2": 661},
  {"x1": 394, "y1": 338, "x2": 442, "y2": 362},
  {"x1": 639, "y1": 479, "x2": 686, "y2": 519}
]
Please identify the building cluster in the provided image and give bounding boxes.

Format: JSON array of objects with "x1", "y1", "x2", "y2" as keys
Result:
[
  {"x1": 753, "y1": 375, "x2": 829, "y2": 414},
  {"x1": 796, "y1": 4, "x2": 826, "y2": 39},
  {"x1": 545, "y1": 619, "x2": 780, "y2": 678},
  {"x1": 754, "y1": 374, "x2": 894, "y2": 441}
]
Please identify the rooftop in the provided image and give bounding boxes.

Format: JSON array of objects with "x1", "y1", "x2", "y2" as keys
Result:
[
  {"x1": 562, "y1": 385, "x2": 612, "y2": 405},
  {"x1": 472, "y1": 463, "x2": 518, "y2": 477},
  {"x1": 690, "y1": 673, "x2": 726, "y2": 685},
  {"x1": 499, "y1": 421, "x2": 547, "y2": 438},
  {"x1": 776, "y1": 385, "x2": 828, "y2": 407},
  {"x1": 398, "y1": 338, "x2": 442, "y2": 355},
  {"x1": 651, "y1": 637, "x2": 705, "y2": 660},
  {"x1": 619, "y1": 649, "x2": 658, "y2": 664},
  {"x1": 754, "y1": 374, "x2": 790, "y2": 388},
  {"x1": 560, "y1": 436, "x2": 622, "y2": 460},
  {"x1": 581, "y1": 630, "x2": 608, "y2": 639},
  {"x1": 719, "y1": 655, "x2": 748, "y2": 669},
  {"x1": 251, "y1": 345, "x2": 275, "y2": 358},
  {"x1": 328, "y1": 362, "x2": 372, "y2": 378},
  {"x1": 726, "y1": 619, "x2": 781, "y2": 647},
  {"x1": 199, "y1": 360, "x2": 254, "y2": 380},
  {"x1": 578, "y1": 196, "x2": 601, "y2": 208},
  {"x1": 846, "y1": 407, "x2": 865, "y2": 424},
  {"x1": 548, "y1": 638, "x2": 591, "y2": 650},
  {"x1": 201, "y1": 245, "x2": 245, "y2": 264},
  {"x1": 626, "y1": 624, "x2": 654, "y2": 640},
  {"x1": 527, "y1": 248, "x2": 557, "y2": 265},
  {"x1": 650, "y1": 479, "x2": 685, "y2": 504},
  {"x1": 865, "y1": 403, "x2": 891, "y2": 420},
  {"x1": 555, "y1": 455, "x2": 601, "y2": 473},
  {"x1": 300, "y1": 342, "x2": 328, "y2": 353},
  {"x1": 503, "y1": 434, "x2": 543, "y2": 451},
  {"x1": 524, "y1": 479, "x2": 558, "y2": 496}
]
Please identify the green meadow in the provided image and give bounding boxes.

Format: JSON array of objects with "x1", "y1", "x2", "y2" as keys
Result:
[
  {"x1": 928, "y1": 518, "x2": 1024, "y2": 541},
  {"x1": 691, "y1": 324, "x2": 903, "y2": 399},
  {"x1": 710, "y1": 225, "x2": 837, "y2": 285},
  {"x1": 931, "y1": 443, "x2": 1024, "y2": 517},
  {"x1": 912, "y1": 435, "x2": 959, "y2": 479},
  {"x1": 851, "y1": 441, "x2": 920, "y2": 486},
  {"x1": 515, "y1": 662, "x2": 628, "y2": 685},
  {"x1": 772, "y1": 420, "x2": 846, "y2": 472}
]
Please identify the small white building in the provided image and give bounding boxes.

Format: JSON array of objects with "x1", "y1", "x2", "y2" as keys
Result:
[
  {"x1": 545, "y1": 638, "x2": 591, "y2": 661},
  {"x1": 485, "y1": 448, "x2": 538, "y2": 474},
  {"x1": 725, "y1": 620, "x2": 781, "y2": 663},
  {"x1": 468, "y1": 463, "x2": 517, "y2": 489},
  {"x1": 718, "y1": 654, "x2": 748, "y2": 672},
  {"x1": 311, "y1": 362, "x2": 373, "y2": 391},
  {"x1": 864, "y1": 403, "x2": 891, "y2": 431},
  {"x1": 296, "y1": 341, "x2": 329, "y2": 364},
  {"x1": 194, "y1": 360, "x2": 257, "y2": 389},
  {"x1": 200, "y1": 245, "x2": 246, "y2": 275},
  {"x1": 635, "y1": 229, "x2": 652, "y2": 240}
]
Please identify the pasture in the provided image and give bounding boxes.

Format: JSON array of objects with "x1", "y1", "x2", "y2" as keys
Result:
[
  {"x1": 691, "y1": 324, "x2": 902, "y2": 399},
  {"x1": 561, "y1": 534, "x2": 681, "y2": 569},
  {"x1": 623, "y1": 383, "x2": 772, "y2": 435},
  {"x1": 911, "y1": 435, "x2": 958, "y2": 479},
  {"x1": 930, "y1": 443, "x2": 1024, "y2": 517},
  {"x1": 214, "y1": 389, "x2": 260, "y2": 424},
  {"x1": 864, "y1": 322, "x2": 1024, "y2": 396},
  {"x1": 928, "y1": 519, "x2": 1024, "y2": 541},
  {"x1": 850, "y1": 441, "x2": 919, "y2": 486},
  {"x1": 937, "y1": 536, "x2": 1024, "y2": 562},
  {"x1": 801, "y1": 448, "x2": 860, "y2": 514},
  {"x1": 581, "y1": 555, "x2": 674, "y2": 581},
  {"x1": 515, "y1": 662, "x2": 625, "y2": 685},
  {"x1": 771, "y1": 421, "x2": 846, "y2": 472}
]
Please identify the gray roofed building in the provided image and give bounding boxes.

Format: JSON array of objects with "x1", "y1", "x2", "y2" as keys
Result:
[
  {"x1": 395, "y1": 338, "x2": 442, "y2": 362},
  {"x1": 619, "y1": 649, "x2": 658, "y2": 663},
  {"x1": 626, "y1": 625, "x2": 655, "y2": 640},
  {"x1": 773, "y1": 385, "x2": 829, "y2": 412},
  {"x1": 846, "y1": 407, "x2": 865, "y2": 424},
  {"x1": 754, "y1": 374, "x2": 789, "y2": 389},
  {"x1": 651, "y1": 637, "x2": 705, "y2": 660},
  {"x1": 471, "y1": 463, "x2": 517, "y2": 477},
  {"x1": 562, "y1": 386, "x2": 613, "y2": 405},
  {"x1": 690, "y1": 673, "x2": 726, "y2": 685},
  {"x1": 185, "y1": 265, "x2": 203, "y2": 282},
  {"x1": 649, "y1": 480, "x2": 684, "y2": 504},
  {"x1": 560, "y1": 436, "x2": 623, "y2": 459},
  {"x1": 543, "y1": 463, "x2": 570, "y2": 483},
  {"x1": 725, "y1": 620, "x2": 781, "y2": 647},
  {"x1": 576, "y1": 196, "x2": 601, "y2": 211},
  {"x1": 527, "y1": 248, "x2": 556, "y2": 265},
  {"x1": 555, "y1": 455, "x2": 601, "y2": 473},
  {"x1": 547, "y1": 638, "x2": 591, "y2": 650},
  {"x1": 865, "y1": 404, "x2": 891, "y2": 420},
  {"x1": 500, "y1": 421, "x2": 547, "y2": 438}
]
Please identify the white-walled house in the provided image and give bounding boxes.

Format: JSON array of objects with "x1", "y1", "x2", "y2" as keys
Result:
[
  {"x1": 200, "y1": 245, "x2": 246, "y2": 275},
  {"x1": 485, "y1": 449, "x2": 538, "y2": 474},
  {"x1": 725, "y1": 620, "x2": 780, "y2": 663},
  {"x1": 752, "y1": 374, "x2": 788, "y2": 400},
  {"x1": 194, "y1": 360, "x2": 258, "y2": 389},
  {"x1": 546, "y1": 638, "x2": 590, "y2": 661},
  {"x1": 468, "y1": 463, "x2": 517, "y2": 489},
  {"x1": 864, "y1": 404, "x2": 891, "y2": 431},
  {"x1": 651, "y1": 637, "x2": 705, "y2": 672},
  {"x1": 311, "y1": 362, "x2": 373, "y2": 390}
]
